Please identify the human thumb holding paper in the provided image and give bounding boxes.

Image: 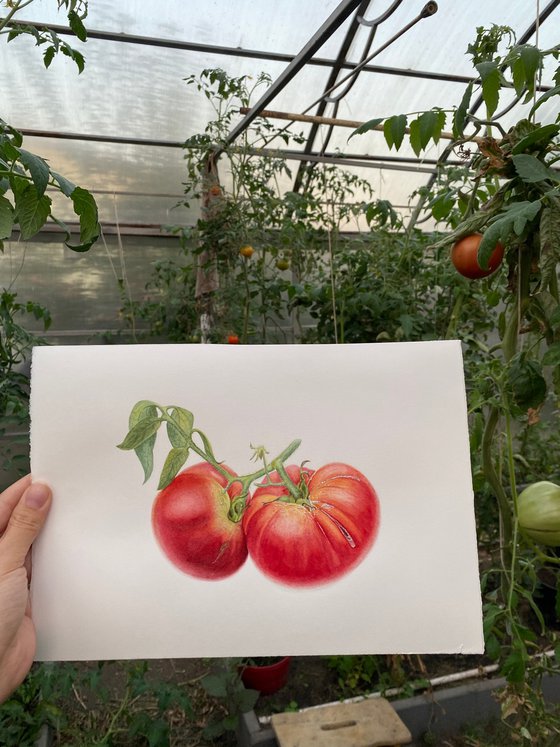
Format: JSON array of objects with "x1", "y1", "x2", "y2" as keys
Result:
[{"x1": 0, "y1": 476, "x2": 52, "y2": 703}]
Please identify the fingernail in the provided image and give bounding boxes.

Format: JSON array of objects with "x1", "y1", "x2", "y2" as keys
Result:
[{"x1": 25, "y1": 483, "x2": 51, "y2": 509}]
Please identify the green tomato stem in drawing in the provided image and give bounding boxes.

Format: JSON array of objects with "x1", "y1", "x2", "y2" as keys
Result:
[{"x1": 117, "y1": 401, "x2": 303, "y2": 522}]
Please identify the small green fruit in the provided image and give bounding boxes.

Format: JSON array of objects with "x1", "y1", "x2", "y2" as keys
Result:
[{"x1": 518, "y1": 481, "x2": 560, "y2": 546}]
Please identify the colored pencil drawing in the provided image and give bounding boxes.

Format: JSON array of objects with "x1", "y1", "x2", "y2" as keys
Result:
[{"x1": 117, "y1": 401, "x2": 380, "y2": 587}]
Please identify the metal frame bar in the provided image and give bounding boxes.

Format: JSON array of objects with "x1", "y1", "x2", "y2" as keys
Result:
[
  {"x1": 19, "y1": 127, "x2": 464, "y2": 171},
  {"x1": 11, "y1": 19, "x2": 480, "y2": 85},
  {"x1": 220, "y1": 0, "x2": 366, "y2": 149}
]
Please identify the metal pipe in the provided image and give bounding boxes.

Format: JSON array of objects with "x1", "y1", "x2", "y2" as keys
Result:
[{"x1": 220, "y1": 0, "x2": 364, "y2": 152}]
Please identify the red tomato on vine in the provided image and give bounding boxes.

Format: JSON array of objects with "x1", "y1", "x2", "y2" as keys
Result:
[
  {"x1": 451, "y1": 233, "x2": 504, "y2": 279},
  {"x1": 152, "y1": 463, "x2": 247, "y2": 580},
  {"x1": 242, "y1": 463, "x2": 380, "y2": 587}
]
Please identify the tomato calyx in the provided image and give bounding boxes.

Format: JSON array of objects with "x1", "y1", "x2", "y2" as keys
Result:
[{"x1": 226, "y1": 440, "x2": 305, "y2": 522}]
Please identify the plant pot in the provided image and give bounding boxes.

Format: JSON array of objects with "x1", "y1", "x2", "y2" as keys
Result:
[{"x1": 241, "y1": 657, "x2": 292, "y2": 696}]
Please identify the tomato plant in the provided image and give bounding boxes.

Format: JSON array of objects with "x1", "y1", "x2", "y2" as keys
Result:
[
  {"x1": 451, "y1": 233, "x2": 504, "y2": 279},
  {"x1": 517, "y1": 481, "x2": 560, "y2": 547},
  {"x1": 152, "y1": 463, "x2": 248, "y2": 579},
  {"x1": 243, "y1": 463, "x2": 380, "y2": 586}
]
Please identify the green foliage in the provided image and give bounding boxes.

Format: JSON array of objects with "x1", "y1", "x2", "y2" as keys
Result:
[
  {"x1": 0, "y1": 120, "x2": 100, "y2": 250},
  {"x1": 0, "y1": 290, "x2": 50, "y2": 478},
  {"x1": 0, "y1": 660, "x2": 195, "y2": 747},
  {"x1": 1, "y1": 0, "x2": 88, "y2": 73},
  {"x1": 201, "y1": 659, "x2": 259, "y2": 739}
]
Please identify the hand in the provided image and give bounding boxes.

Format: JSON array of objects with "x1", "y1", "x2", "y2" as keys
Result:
[{"x1": 0, "y1": 475, "x2": 52, "y2": 704}]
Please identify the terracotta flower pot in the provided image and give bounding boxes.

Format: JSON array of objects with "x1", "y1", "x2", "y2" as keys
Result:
[{"x1": 240, "y1": 656, "x2": 292, "y2": 695}]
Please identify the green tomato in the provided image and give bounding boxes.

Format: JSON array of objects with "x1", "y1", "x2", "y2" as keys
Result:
[{"x1": 517, "y1": 481, "x2": 560, "y2": 546}]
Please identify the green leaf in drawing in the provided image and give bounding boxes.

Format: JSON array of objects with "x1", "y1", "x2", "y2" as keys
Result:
[
  {"x1": 117, "y1": 415, "x2": 161, "y2": 452},
  {"x1": 166, "y1": 407, "x2": 194, "y2": 447},
  {"x1": 193, "y1": 428, "x2": 217, "y2": 461},
  {"x1": 128, "y1": 400, "x2": 159, "y2": 483},
  {"x1": 158, "y1": 447, "x2": 190, "y2": 490}
]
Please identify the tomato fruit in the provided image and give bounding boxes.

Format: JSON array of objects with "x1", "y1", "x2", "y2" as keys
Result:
[
  {"x1": 239, "y1": 245, "x2": 254, "y2": 258},
  {"x1": 518, "y1": 481, "x2": 560, "y2": 546},
  {"x1": 152, "y1": 463, "x2": 247, "y2": 579},
  {"x1": 227, "y1": 334, "x2": 239, "y2": 344},
  {"x1": 209, "y1": 185, "x2": 221, "y2": 196},
  {"x1": 276, "y1": 258, "x2": 290, "y2": 271},
  {"x1": 242, "y1": 464, "x2": 380, "y2": 586},
  {"x1": 451, "y1": 233, "x2": 504, "y2": 279}
]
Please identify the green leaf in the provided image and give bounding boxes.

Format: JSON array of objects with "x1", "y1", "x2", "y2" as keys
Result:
[
  {"x1": 384, "y1": 114, "x2": 407, "y2": 151},
  {"x1": 476, "y1": 61, "x2": 500, "y2": 116},
  {"x1": 71, "y1": 186, "x2": 99, "y2": 246},
  {"x1": 68, "y1": 10, "x2": 87, "y2": 42},
  {"x1": 518, "y1": 44, "x2": 541, "y2": 96},
  {"x1": 511, "y1": 123, "x2": 559, "y2": 154},
  {"x1": 157, "y1": 447, "x2": 190, "y2": 490},
  {"x1": 542, "y1": 343, "x2": 560, "y2": 367},
  {"x1": 409, "y1": 117, "x2": 422, "y2": 157},
  {"x1": 502, "y1": 646, "x2": 527, "y2": 683},
  {"x1": 511, "y1": 56, "x2": 525, "y2": 97},
  {"x1": 117, "y1": 416, "x2": 161, "y2": 451},
  {"x1": 17, "y1": 148, "x2": 50, "y2": 197},
  {"x1": 512, "y1": 154, "x2": 559, "y2": 184},
  {"x1": 50, "y1": 215, "x2": 93, "y2": 252},
  {"x1": 14, "y1": 184, "x2": 51, "y2": 239},
  {"x1": 43, "y1": 46, "x2": 56, "y2": 69},
  {"x1": 453, "y1": 81, "x2": 474, "y2": 138},
  {"x1": 129, "y1": 401, "x2": 159, "y2": 483},
  {"x1": 507, "y1": 353, "x2": 547, "y2": 410},
  {"x1": 409, "y1": 111, "x2": 435, "y2": 158},
  {"x1": 478, "y1": 200, "x2": 542, "y2": 266},
  {"x1": 529, "y1": 84, "x2": 560, "y2": 117},
  {"x1": 201, "y1": 674, "x2": 228, "y2": 698},
  {"x1": 166, "y1": 407, "x2": 194, "y2": 447},
  {"x1": 349, "y1": 117, "x2": 384, "y2": 140},
  {"x1": 0, "y1": 195, "x2": 14, "y2": 240},
  {"x1": 51, "y1": 170, "x2": 76, "y2": 197},
  {"x1": 238, "y1": 687, "x2": 260, "y2": 713}
]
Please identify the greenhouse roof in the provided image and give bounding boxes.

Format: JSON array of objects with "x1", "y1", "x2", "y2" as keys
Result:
[{"x1": 2, "y1": 0, "x2": 559, "y2": 232}]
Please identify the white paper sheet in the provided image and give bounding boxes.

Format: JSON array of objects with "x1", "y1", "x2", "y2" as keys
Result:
[{"x1": 30, "y1": 341, "x2": 483, "y2": 660}]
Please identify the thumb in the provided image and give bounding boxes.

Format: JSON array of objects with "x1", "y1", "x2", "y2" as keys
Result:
[{"x1": 0, "y1": 482, "x2": 52, "y2": 576}]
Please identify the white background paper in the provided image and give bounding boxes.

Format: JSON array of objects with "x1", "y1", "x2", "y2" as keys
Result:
[{"x1": 30, "y1": 341, "x2": 483, "y2": 660}]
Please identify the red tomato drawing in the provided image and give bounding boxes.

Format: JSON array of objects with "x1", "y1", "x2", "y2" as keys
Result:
[
  {"x1": 242, "y1": 463, "x2": 380, "y2": 587},
  {"x1": 152, "y1": 463, "x2": 247, "y2": 580}
]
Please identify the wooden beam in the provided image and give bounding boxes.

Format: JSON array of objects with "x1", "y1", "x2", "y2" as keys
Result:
[{"x1": 240, "y1": 107, "x2": 484, "y2": 145}]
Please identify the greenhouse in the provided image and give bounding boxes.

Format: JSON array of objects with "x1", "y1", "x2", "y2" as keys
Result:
[{"x1": 1, "y1": 0, "x2": 560, "y2": 744}]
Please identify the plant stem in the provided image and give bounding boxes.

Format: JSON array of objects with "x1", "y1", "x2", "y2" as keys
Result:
[
  {"x1": 482, "y1": 405, "x2": 513, "y2": 588},
  {"x1": 0, "y1": 0, "x2": 35, "y2": 34}
]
